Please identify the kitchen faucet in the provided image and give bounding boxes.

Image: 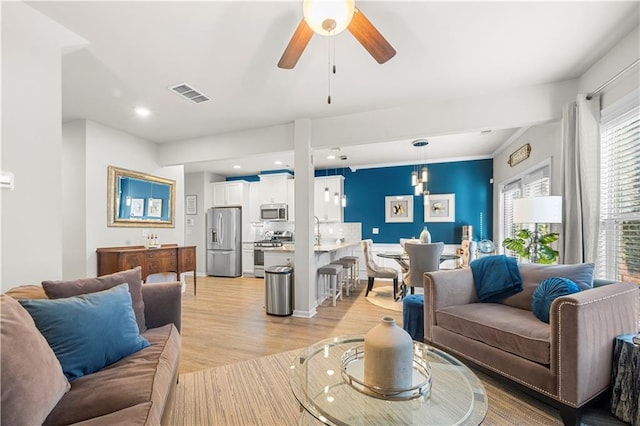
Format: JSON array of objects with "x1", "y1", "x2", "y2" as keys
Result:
[{"x1": 314, "y1": 215, "x2": 321, "y2": 245}]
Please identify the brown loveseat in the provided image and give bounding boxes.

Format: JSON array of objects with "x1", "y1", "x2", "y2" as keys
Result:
[
  {"x1": 1, "y1": 268, "x2": 182, "y2": 426},
  {"x1": 423, "y1": 263, "x2": 639, "y2": 424}
]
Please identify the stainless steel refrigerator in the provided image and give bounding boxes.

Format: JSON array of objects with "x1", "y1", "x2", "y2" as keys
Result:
[{"x1": 206, "y1": 207, "x2": 242, "y2": 277}]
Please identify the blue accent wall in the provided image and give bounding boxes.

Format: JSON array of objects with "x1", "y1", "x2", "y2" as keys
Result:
[
  {"x1": 222, "y1": 159, "x2": 493, "y2": 244},
  {"x1": 343, "y1": 160, "x2": 493, "y2": 243}
]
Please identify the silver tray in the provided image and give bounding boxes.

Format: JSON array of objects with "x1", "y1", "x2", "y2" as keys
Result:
[{"x1": 340, "y1": 344, "x2": 432, "y2": 401}]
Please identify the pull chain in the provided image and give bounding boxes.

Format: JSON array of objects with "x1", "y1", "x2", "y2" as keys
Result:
[{"x1": 327, "y1": 33, "x2": 331, "y2": 104}]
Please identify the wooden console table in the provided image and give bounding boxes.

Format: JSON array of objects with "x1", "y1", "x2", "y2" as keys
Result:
[{"x1": 97, "y1": 244, "x2": 197, "y2": 295}]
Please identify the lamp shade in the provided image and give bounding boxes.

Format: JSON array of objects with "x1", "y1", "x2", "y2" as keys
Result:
[{"x1": 513, "y1": 196, "x2": 562, "y2": 224}]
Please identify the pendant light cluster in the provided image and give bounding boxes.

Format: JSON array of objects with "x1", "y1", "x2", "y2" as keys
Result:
[
  {"x1": 411, "y1": 139, "x2": 429, "y2": 196},
  {"x1": 323, "y1": 148, "x2": 348, "y2": 207}
]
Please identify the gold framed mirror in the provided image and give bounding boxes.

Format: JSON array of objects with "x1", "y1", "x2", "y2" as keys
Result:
[{"x1": 107, "y1": 166, "x2": 176, "y2": 228}]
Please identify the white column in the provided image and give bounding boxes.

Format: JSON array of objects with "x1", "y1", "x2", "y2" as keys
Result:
[{"x1": 293, "y1": 119, "x2": 317, "y2": 318}]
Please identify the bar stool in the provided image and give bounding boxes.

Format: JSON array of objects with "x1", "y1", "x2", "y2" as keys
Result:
[
  {"x1": 330, "y1": 259, "x2": 355, "y2": 296},
  {"x1": 318, "y1": 264, "x2": 343, "y2": 306},
  {"x1": 341, "y1": 256, "x2": 360, "y2": 288}
]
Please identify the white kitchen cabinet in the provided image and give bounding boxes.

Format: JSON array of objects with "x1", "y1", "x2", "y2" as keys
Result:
[
  {"x1": 287, "y1": 178, "x2": 295, "y2": 222},
  {"x1": 259, "y1": 173, "x2": 292, "y2": 205},
  {"x1": 242, "y1": 243, "x2": 255, "y2": 276},
  {"x1": 211, "y1": 181, "x2": 248, "y2": 207},
  {"x1": 248, "y1": 182, "x2": 261, "y2": 222},
  {"x1": 314, "y1": 176, "x2": 344, "y2": 222}
]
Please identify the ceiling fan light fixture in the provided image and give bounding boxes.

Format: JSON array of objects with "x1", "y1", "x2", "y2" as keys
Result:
[{"x1": 303, "y1": 0, "x2": 355, "y2": 35}]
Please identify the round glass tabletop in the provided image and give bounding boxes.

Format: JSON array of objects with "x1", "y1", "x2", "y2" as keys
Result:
[{"x1": 290, "y1": 336, "x2": 487, "y2": 426}]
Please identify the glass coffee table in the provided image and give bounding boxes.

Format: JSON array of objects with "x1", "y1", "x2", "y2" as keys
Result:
[{"x1": 290, "y1": 336, "x2": 487, "y2": 425}]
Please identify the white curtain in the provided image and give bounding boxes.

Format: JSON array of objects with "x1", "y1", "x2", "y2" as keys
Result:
[{"x1": 561, "y1": 94, "x2": 601, "y2": 264}]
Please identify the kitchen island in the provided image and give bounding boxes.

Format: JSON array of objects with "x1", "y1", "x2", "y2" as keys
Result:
[{"x1": 263, "y1": 240, "x2": 362, "y2": 314}]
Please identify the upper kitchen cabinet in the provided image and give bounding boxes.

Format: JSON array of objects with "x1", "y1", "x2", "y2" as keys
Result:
[
  {"x1": 314, "y1": 176, "x2": 344, "y2": 222},
  {"x1": 259, "y1": 173, "x2": 292, "y2": 205},
  {"x1": 248, "y1": 182, "x2": 261, "y2": 222},
  {"x1": 211, "y1": 181, "x2": 248, "y2": 207}
]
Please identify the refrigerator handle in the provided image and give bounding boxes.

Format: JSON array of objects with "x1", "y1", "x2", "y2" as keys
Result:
[
  {"x1": 218, "y1": 213, "x2": 224, "y2": 245},
  {"x1": 220, "y1": 214, "x2": 224, "y2": 244}
]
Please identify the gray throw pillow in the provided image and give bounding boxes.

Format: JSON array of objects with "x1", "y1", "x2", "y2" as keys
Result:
[
  {"x1": 502, "y1": 263, "x2": 594, "y2": 311},
  {"x1": 42, "y1": 267, "x2": 146, "y2": 332},
  {"x1": 1, "y1": 295, "x2": 70, "y2": 426}
]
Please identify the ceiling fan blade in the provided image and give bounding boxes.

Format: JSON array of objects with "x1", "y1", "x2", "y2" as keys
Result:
[
  {"x1": 348, "y1": 8, "x2": 396, "y2": 64},
  {"x1": 278, "y1": 18, "x2": 314, "y2": 69}
]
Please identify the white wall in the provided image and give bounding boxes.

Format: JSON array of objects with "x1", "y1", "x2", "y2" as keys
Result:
[
  {"x1": 184, "y1": 171, "x2": 224, "y2": 274},
  {"x1": 62, "y1": 121, "x2": 87, "y2": 279},
  {"x1": 578, "y1": 26, "x2": 640, "y2": 109},
  {"x1": 1, "y1": 2, "x2": 86, "y2": 291},
  {"x1": 492, "y1": 122, "x2": 562, "y2": 244},
  {"x1": 81, "y1": 120, "x2": 184, "y2": 277}
]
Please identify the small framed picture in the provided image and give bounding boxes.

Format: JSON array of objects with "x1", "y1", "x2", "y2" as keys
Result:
[
  {"x1": 186, "y1": 195, "x2": 197, "y2": 215},
  {"x1": 424, "y1": 194, "x2": 455, "y2": 222},
  {"x1": 147, "y1": 198, "x2": 163, "y2": 218},
  {"x1": 130, "y1": 198, "x2": 145, "y2": 217},
  {"x1": 385, "y1": 195, "x2": 414, "y2": 223}
]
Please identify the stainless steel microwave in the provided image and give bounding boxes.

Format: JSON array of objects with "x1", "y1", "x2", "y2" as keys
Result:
[{"x1": 260, "y1": 204, "x2": 288, "y2": 221}]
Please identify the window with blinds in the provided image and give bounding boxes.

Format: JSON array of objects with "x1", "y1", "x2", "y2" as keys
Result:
[
  {"x1": 500, "y1": 164, "x2": 551, "y2": 256},
  {"x1": 597, "y1": 95, "x2": 640, "y2": 284}
]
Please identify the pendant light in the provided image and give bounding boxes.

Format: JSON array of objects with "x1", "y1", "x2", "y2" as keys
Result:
[
  {"x1": 324, "y1": 166, "x2": 330, "y2": 202},
  {"x1": 411, "y1": 139, "x2": 429, "y2": 197}
]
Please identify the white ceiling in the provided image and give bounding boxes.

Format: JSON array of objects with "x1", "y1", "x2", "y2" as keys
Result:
[{"x1": 27, "y1": 1, "x2": 640, "y2": 176}]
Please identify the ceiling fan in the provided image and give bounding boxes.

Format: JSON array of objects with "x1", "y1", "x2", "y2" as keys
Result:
[{"x1": 277, "y1": 0, "x2": 396, "y2": 69}]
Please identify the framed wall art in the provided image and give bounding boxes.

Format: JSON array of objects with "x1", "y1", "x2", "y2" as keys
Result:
[
  {"x1": 385, "y1": 195, "x2": 413, "y2": 223},
  {"x1": 424, "y1": 194, "x2": 455, "y2": 222},
  {"x1": 185, "y1": 195, "x2": 197, "y2": 215}
]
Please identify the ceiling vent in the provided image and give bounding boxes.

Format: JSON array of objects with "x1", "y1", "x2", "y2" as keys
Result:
[{"x1": 168, "y1": 83, "x2": 210, "y2": 104}]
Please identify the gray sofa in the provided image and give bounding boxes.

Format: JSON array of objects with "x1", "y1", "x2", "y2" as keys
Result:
[
  {"x1": 423, "y1": 264, "x2": 639, "y2": 424},
  {"x1": 2, "y1": 270, "x2": 182, "y2": 426}
]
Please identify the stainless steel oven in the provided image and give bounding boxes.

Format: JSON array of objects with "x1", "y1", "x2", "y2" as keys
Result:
[{"x1": 253, "y1": 240, "x2": 283, "y2": 278}]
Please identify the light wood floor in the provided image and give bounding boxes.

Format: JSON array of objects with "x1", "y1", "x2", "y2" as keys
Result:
[{"x1": 179, "y1": 275, "x2": 402, "y2": 375}]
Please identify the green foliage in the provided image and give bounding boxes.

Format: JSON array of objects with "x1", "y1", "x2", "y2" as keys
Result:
[
  {"x1": 502, "y1": 228, "x2": 559, "y2": 264},
  {"x1": 622, "y1": 220, "x2": 640, "y2": 275}
]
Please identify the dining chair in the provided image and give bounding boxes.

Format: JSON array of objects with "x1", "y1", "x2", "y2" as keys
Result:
[
  {"x1": 361, "y1": 239, "x2": 399, "y2": 298},
  {"x1": 403, "y1": 242, "x2": 444, "y2": 295}
]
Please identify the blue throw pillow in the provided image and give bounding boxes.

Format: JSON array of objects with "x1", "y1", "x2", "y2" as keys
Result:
[
  {"x1": 531, "y1": 277, "x2": 581, "y2": 323},
  {"x1": 19, "y1": 283, "x2": 149, "y2": 381}
]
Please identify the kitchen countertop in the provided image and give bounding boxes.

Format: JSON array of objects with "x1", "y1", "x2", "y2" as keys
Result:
[{"x1": 260, "y1": 240, "x2": 361, "y2": 253}]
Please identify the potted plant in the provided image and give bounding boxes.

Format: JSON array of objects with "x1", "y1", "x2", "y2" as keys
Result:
[{"x1": 502, "y1": 228, "x2": 559, "y2": 264}]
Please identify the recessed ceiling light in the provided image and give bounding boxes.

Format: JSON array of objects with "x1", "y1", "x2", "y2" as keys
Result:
[
  {"x1": 327, "y1": 154, "x2": 336, "y2": 160},
  {"x1": 134, "y1": 107, "x2": 151, "y2": 117},
  {"x1": 233, "y1": 165, "x2": 241, "y2": 169},
  {"x1": 274, "y1": 160, "x2": 283, "y2": 165}
]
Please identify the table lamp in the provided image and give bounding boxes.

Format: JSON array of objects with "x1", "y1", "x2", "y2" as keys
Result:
[{"x1": 513, "y1": 196, "x2": 562, "y2": 263}]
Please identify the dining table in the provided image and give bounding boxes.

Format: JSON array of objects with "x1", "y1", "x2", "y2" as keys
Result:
[
  {"x1": 377, "y1": 251, "x2": 461, "y2": 272},
  {"x1": 376, "y1": 252, "x2": 461, "y2": 300}
]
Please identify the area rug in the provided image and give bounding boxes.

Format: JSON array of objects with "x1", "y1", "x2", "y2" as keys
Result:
[
  {"x1": 168, "y1": 348, "x2": 569, "y2": 425},
  {"x1": 168, "y1": 349, "x2": 620, "y2": 425},
  {"x1": 365, "y1": 285, "x2": 423, "y2": 312}
]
